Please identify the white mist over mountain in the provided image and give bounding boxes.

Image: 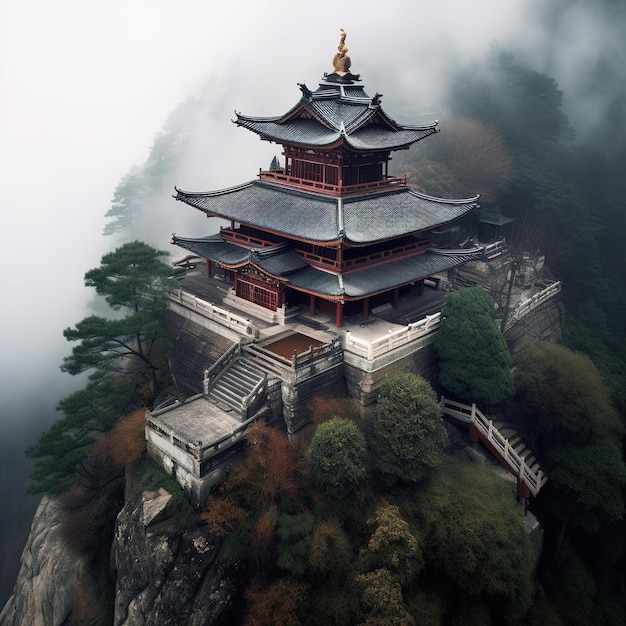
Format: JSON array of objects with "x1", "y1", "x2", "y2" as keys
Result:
[{"x1": 1, "y1": 0, "x2": 623, "y2": 604}]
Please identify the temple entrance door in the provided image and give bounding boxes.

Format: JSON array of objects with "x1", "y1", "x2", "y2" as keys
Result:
[{"x1": 236, "y1": 276, "x2": 279, "y2": 311}]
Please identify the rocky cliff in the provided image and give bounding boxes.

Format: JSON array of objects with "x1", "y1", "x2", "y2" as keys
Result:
[
  {"x1": 1, "y1": 488, "x2": 238, "y2": 626},
  {"x1": 0, "y1": 497, "x2": 90, "y2": 626},
  {"x1": 113, "y1": 487, "x2": 237, "y2": 626}
]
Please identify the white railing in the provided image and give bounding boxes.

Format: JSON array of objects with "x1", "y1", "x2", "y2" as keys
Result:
[
  {"x1": 344, "y1": 313, "x2": 441, "y2": 360},
  {"x1": 439, "y1": 396, "x2": 548, "y2": 497},
  {"x1": 504, "y1": 281, "x2": 561, "y2": 330},
  {"x1": 170, "y1": 289, "x2": 258, "y2": 337},
  {"x1": 482, "y1": 240, "x2": 507, "y2": 258}
]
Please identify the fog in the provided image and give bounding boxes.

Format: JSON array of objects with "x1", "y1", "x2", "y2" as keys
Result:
[{"x1": 0, "y1": 0, "x2": 622, "y2": 604}]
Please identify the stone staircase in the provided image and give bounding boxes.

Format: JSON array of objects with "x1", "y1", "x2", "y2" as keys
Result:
[{"x1": 206, "y1": 357, "x2": 267, "y2": 420}]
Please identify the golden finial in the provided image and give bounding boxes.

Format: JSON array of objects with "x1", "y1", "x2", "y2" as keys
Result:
[{"x1": 332, "y1": 28, "x2": 351, "y2": 76}]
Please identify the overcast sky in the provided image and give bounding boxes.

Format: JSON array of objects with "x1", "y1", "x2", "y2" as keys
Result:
[
  {"x1": 3, "y1": 0, "x2": 623, "y2": 418},
  {"x1": 1, "y1": 0, "x2": 537, "y2": 413}
]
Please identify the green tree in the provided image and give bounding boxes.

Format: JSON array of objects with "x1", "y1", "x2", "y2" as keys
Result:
[
  {"x1": 372, "y1": 373, "x2": 447, "y2": 485},
  {"x1": 434, "y1": 286, "x2": 514, "y2": 405},
  {"x1": 545, "y1": 436, "x2": 626, "y2": 534},
  {"x1": 103, "y1": 165, "x2": 145, "y2": 238},
  {"x1": 514, "y1": 340, "x2": 622, "y2": 444},
  {"x1": 307, "y1": 418, "x2": 367, "y2": 498},
  {"x1": 416, "y1": 457, "x2": 534, "y2": 621},
  {"x1": 62, "y1": 241, "x2": 177, "y2": 396},
  {"x1": 276, "y1": 512, "x2": 315, "y2": 577},
  {"x1": 25, "y1": 370, "x2": 142, "y2": 495}
]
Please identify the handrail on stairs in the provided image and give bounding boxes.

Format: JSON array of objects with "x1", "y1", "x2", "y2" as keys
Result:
[{"x1": 439, "y1": 396, "x2": 548, "y2": 497}]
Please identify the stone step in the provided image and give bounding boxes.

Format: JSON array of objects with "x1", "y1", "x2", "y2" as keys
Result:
[
  {"x1": 220, "y1": 367, "x2": 259, "y2": 389},
  {"x1": 209, "y1": 385, "x2": 242, "y2": 407},
  {"x1": 513, "y1": 441, "x2": 527, "y2": 455},
  {"x1": 217, "y1": 375, "x2": 254, "y2": 398},
  {"x1": 207, "y1": 357, "x2": 267, "y2": 414},
  {"x1": 233, "y1": 359, "x2": 266, "y2": 382}
]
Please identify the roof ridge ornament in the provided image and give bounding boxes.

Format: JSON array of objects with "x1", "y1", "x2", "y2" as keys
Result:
[
  {"x1": 333, "y1": 29, "x2": 351, "y2": 76},
  {"x1": 298, "y1": 83, "x2": 313, "y2": 101},
  {"x1": 324, "y1": 29, "x2": 360, "y2": 84}
]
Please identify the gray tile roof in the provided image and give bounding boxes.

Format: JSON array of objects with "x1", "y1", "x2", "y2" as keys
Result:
[
  {"x1": 171, "y1": 237, "x2": 309, "y2": 275},
  {"x1": 171, "y1": 234, "x2": 250, "y2": 264},
  {"x1": 343, "y1": 190, "x2": 479, "y2": 243},
  {"x1": 284, "y1": 249, "x2": 482, "y2": 298},
  {"x1": 341, "y1": 250, "x2": 482, "y2": 297},
  {"x1": 175, "y1": 182, "x2": 341, "y2": 243},
  {"x1": 235, "y1": 116, "x2": 437, "y2": 151},
  {"x1": 171, "y1": 232, "x2": 482, "y2": 299},
  {"x1": 175, "y1": 182, "x2": 478, "y2": 245},
  {"x1": 234, "y1": 81, "x2": 438, "y2": 151}
]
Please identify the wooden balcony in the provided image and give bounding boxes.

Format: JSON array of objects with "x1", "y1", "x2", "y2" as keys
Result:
[
  {"x1": 220, "y1": 228, "x2": 277, "y2": 248},
  {"x1": 296, "y1": 239, "x2": 432, "y2": 273},
  {"x1": 258, "y1": 170, "x2": 407, "y2": 196}
]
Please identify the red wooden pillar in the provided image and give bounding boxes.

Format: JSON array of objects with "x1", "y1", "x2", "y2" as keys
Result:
[
  {"x1": 362, "y1": 297, "x2": 369, "y2": 320},
  {"x1": 205, "y1": 259, "x2": 211, "y2": 278},
  {"x1": 392, "y1": 287, "x2": 400, "y2": 308},
  {"x1": 309, "y1": 294, "x2": 316, "y2": 316},
  {"x1": 335, "y1": 302, "x2": 344, "y2": 328}
]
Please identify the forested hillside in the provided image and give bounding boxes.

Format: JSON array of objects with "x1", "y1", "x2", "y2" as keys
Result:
[{"x1": 55, "y1": 31, "x2": 623, "y2": 624}]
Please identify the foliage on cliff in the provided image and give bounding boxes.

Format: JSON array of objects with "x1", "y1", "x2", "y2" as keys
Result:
[
  {"x1": 27, "y1": 241, "x2": 175, "y2": 498},
  {"x1": 202, "y1": 374, "x2": 533, "y2": 625},
  {"x1": 434, "y1": 286, "x2": 514, "y2": 405},
  {"x1": 371, "y1": 373, "x2": 448, "y2": 485},
  {"x1": 61, "y1": 241, "x2": 178, "y2": 395}
]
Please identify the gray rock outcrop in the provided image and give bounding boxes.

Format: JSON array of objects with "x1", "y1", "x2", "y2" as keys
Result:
[
  {"x1": 113, "y1": 487, "x2": 237, "y2": 626},
  {"x1": 0, "y1": 497, "x2": 88, "y2": 626}
]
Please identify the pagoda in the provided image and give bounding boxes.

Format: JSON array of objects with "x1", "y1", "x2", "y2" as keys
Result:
[{"x1": 172, "y1": 30, "x2": 481, "y2": 327}]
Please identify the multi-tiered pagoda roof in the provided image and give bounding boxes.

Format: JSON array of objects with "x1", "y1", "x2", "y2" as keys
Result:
[{"x1": 172, "y1": 30, "x2": 481, "y2": 325}]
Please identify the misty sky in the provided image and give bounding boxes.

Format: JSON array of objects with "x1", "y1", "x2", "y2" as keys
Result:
[{"x1": 0, "y1": 0, "x2": 621, "y2": 421}]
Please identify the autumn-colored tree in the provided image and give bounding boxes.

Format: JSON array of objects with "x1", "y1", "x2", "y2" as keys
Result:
[
  {"x1": 356, "y1": 568, "x2": 416, "y2": 626},
  {"x1": 307, "y1": 395, "x2": 362, "y2": 425},
  {"x1": 238, "y1": 422, "x2": 302, "y2": 504},
  {"x1": 399, "y1": 116, "x2": 512, "y2": 204},
  {"x1": 308, "y1": 519, "x2": 353, "y2": 579},
  {"x1": 243, "y1": 577, "x2": 308, "y2": 626},
  {"x1": 358, "y1": 503, "x2": 424, "y2": 586},
  {"x1": 202, "y1": 493, "x2": 248, "y2": 538},
  {"x1": 202, "y1": 422, "x2": 304, "y2": 555},
  {"x1": 249, "y1": 508, "x2": 278, "y2": 577},
  {"x1": 93, "y1": 408, "x2": 147, "y2": 467}
]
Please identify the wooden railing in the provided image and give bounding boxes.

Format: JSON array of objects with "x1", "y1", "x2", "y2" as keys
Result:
[
  {"x1": 170, "y1": 289, "x2": 258, "y2": 337},
  {"x1": 344, "y1": 313, "x2": 441, "y2": 360},
  {"x1": 258, "y1": 170, "x2": 407, "y2": 196},
  {"x1": 439, "y1": 396, "x2": 548, "y2": 497}
]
